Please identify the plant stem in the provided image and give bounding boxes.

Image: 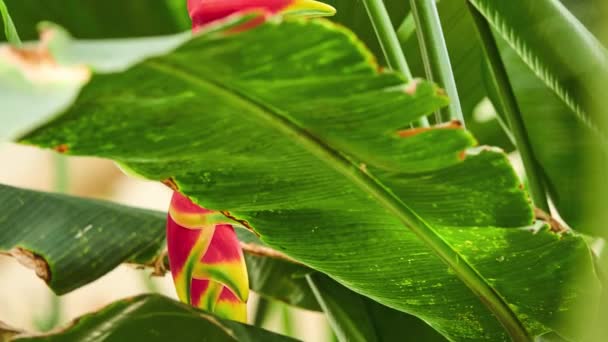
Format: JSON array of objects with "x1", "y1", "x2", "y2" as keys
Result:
[
  {"x1": 280, "y1": 304, "x2": 295, "y2": 337},
  {"x1": 467, "y1": 3, "x2": 551, "y2": 214},
  {"x1": 410, "y1": 0, "x2": 464, "y2": 125},
  {"x1": 54, "y1": 155, "x2": 69, "y2": 193},
  {"x1": 0, "y1": 0, "x2": 21, "y2": 45},
  {"x1": 35, "y1": 155, "x2": 68, "y2": 332},
  {"x1": 361, "y1": 0, "x2": 430, "y2": 127},
  {"x1": 252, "y1": 296, "x2": 273, "y2": 327},
  {"x1": 49, "y1": 155, "x2": 68, "y2": 326},
  {"x1": 362, "y1": 0, "x2": 412, "y2": 78}
]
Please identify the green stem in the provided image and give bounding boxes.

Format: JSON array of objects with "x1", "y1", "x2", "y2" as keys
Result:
[
  {"x1": 410, "y1": 0, "x2": 464, "y2": 124},
  {"x1": 280, "y1": 304, "x2": 295, "y2": 337},
  {"x1": 252, "y1": 296, "x2": 273, "y2": 327},
  {"x1": 467, "y1": 3, "x2": 550, "y2": 214},
  {"x1": 0, "y1": 0, "x2": 21, "y2": 45},
  {"x1": 49, "y1": 156, "x2": 68, "y2": 326},
  {"x1": 35, "y1": 155, "x2": 68, "y2": 332},
  {"x1": 54, "y1": 155, "x2": 69, "y2": 193},
  {"x1": 361, "y1": 0, "x2": 412, "y2": 78},
  {"x1": 361, "y1": 0, "x2": 429, "y2": 127}
]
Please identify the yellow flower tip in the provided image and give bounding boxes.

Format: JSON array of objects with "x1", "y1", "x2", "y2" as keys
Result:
[{"x1": 283, "y1": 0, "x2": 337, "y2": 18}]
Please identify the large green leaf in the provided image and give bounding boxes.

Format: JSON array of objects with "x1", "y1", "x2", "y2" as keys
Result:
[
  {"x1": 468, "y1": 0, "x2": 608, "y2": 234},
  {"x1": 0, "y1": 183, "x2": 452, "y2": 340},
  {"x1": 491, "y1": 36, "x2": 608, "y2": 238},
  {"x1": 0, "y1": 183, "x2": 166, "y2": 294},
  {"x1": 12, "y1": 295, "x2": 296, "y2": 342},
  {"x1": 561, "y1": 0, "x2": 607, "y2": 44},
  {"x1": 0, "y1": 0, "x2": 508, "y2": 151},
  {"x1": 0, "y1": 0, "x2": 513, "y2": 152},
  {"x1": 307, "y1": 273, "x2": 446, "y2": 342},
  {"x1": 469, "y1": 0, "x2": 608, "y2": 130},
  {"x1": 1, "y1": 19, "x2": 600, "y2": 341}
]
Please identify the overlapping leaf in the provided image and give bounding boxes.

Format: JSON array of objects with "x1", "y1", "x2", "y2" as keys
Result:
[
  {"x1": 1, "y1": 18, "x2": 600, "y2": 341},
  {"x1": 469, "y1": 0, "x2": 608, "y2": 234},
  {"x1": 307, "y1": 273, "x2": 445, "y2": 342},
  {"x1": 469, "y1": 0, "x2": 608, "y2": 129},
  {"x1": 0, "y1": 183, "x2": 166, "y2": 294},
  {"x1": 0, "y1": 183, "x2": 318, "y2": 309},
  {"x1": 0, "y1": 184, "x2": 447, "y2": 340},
  {"x1": 12, "y1": 295, "x2": 296, "y2": 342}
]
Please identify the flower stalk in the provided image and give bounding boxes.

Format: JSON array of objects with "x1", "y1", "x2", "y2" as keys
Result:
[
  {"x1": 361, "y1": 0, "x2": 430, "y2": 127},
  {"x1": 410, "y1": 0, "x2": 464, "y2": 124}
]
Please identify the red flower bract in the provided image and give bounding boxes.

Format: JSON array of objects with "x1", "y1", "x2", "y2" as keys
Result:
[
  {"x1": 167, "y1": 192, "x2": 249, "y2": 322},
  {"x1": 187, "y1": 0, "x2": 336, "y2": 31}
]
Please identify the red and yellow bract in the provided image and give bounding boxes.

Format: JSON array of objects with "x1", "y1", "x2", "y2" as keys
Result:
[
  {"x1": 187, "y1": 0, "x2": 336, "y2": 31},
  {"x1": 166, "y1": 0, "x2": 335, "y2": 322},
  {"x1": 167, "y1": 192, "x2": 249, "y2": 322}
]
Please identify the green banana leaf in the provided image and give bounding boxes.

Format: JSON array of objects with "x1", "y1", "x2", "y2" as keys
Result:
[
  {"x1": 307, "y1": 273, "x2": 446, "y2": 342},
  {"x1": 0, "y1": 0, "x2": 508, "y2": 150},
  {"x1": 468, "y1": 0, "x2": 608, "y2": 235},
  {"x1": 561, "y1": 0, "x2": 607, "y2": 44},
  {"x1": 0, "y1": 183, "x2": 318, "y2": 310},
  {"x1": 0, "y1": 183, "x2": 166, "y2": 294},
  {"x1": 0, "y1": 183, "x2": 447, "y2": 339},
  {"x1": 11, "y1": 295, "x2": 296, "y2": 342},
  {"x1": 0, "y1": 18, "x2": 599, "y2": 341}
]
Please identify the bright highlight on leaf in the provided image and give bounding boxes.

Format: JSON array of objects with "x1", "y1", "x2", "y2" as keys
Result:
[{"x1": 167, "y1": 192, "x2": 249, "y2": 322}]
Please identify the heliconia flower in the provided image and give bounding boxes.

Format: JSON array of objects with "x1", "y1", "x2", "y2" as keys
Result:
[
  {"x1": 166, "y1": 0, "x2": 335, "y2": 322},
  {"x1": 187, "y1": 0, "x2": 336, "y2": 31},
  {"x1": 167, "y1": 192, "x2": 249, "y2": 322}
]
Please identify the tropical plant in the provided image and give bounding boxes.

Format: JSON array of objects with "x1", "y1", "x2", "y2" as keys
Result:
[{"x1": 0, "y1": 0, "x2": 606, "y2": 341}]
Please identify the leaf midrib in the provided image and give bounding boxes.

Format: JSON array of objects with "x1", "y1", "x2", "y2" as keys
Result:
[{"x1": 142, "y1": 58, "x2": 530, "y2": 340}]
